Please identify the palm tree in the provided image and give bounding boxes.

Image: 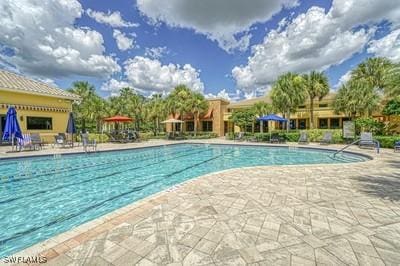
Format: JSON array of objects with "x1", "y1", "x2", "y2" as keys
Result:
[
  {"x1": 270, "y1": 73, "x2": 306, "y2": 131},
  {"x1": 251, "y1": 102, "x2": 273, "y2": 133},
  {"x1": 302, "y1": 71, "x2": 329, "y2": 129},
  {"x1": 334, "y1": 79, "x2": 380, "y2": 119},
  {"x1": 146, "y1": 94, "x2": 166, "y2": 135},
  {"x1": 384, "y1": 63, "x2": 400, "y2": 98},
  {"x1": 68, "y1": 81, "x2": 98, "y2": 132},
  {"x1": 188, "y1": 92, "x2": 208, "y2": 136},
  {"x1": 351, "y1": 57, "x2": 393, "y2": 93},
  {"x1": 166, "y1": 85, "x2": 193, "y2": 132}
]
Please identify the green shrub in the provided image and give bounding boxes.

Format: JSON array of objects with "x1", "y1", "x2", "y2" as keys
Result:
[{"x1": 374, "y1": 135, "x2": 400, "y2": 148}]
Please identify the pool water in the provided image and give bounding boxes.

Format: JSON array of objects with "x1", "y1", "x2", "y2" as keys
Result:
[{"x1": 0, "y1": 144, "x2": 367, "y2": 257}]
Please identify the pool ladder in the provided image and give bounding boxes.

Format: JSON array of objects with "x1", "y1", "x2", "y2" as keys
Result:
[{"x1": 332, "y1": 139, "x2": 380, "y2": 157}]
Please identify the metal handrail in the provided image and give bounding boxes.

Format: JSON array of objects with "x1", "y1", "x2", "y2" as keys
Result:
[
  {"x1": 332, "y1": 138, "x2": 380, "y2": 157},
  {"x1": 333, "y1": 139, "x2": 360, "y2": 157}
]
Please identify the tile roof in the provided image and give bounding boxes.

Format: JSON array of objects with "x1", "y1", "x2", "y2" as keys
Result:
[{"x1": 0, "y1": 70, "x2": 80, "y2": 100}]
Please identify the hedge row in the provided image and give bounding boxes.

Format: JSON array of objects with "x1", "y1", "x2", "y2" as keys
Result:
[{"x1": 227, "y1": 129, "x2": 400, "y2": 149}]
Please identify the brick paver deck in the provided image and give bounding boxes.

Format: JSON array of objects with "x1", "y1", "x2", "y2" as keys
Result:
[{"x1": 5, "y1": 140, "x2": 400, "y2": 265}]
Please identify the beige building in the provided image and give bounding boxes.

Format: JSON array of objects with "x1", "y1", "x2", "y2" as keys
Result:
[
  {"x1": 0, "y1": 70, "x2": 80, "y2": 143},
  {"x1": 167, "y1": 92, "x2": 389, "y2": 137}
]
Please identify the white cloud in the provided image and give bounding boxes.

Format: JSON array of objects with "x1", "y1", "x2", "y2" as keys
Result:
[
  {"x1": 335, "y1": 70, "x2": 352, "y2": 88},
  {"x1": 113, "y1": 30, "x2": 135, "y2": 51},
  {"x1": 100, "y1": 78, "x2": 132, "y2": 96},
  {"x1": 136, "y1": 0, "x2": 298, "y2": 53},
  {"x1": 368, "y1": 29, "x2": 400, "y2": 62},
  {"x1": 0, "y1": 0, "x2": 120, "y2": 78},
  {"x1": 232, "y1": 0, "x2": 400, "y2": 92},
  {"x1": 205, "y1": 89, "x2": 248, "y2": 102},
  {"x1": 86, "y1": 8, "x2": 138, "y2": 28},
  {"x1": 144, "y1": 46, "x2": 169, "y2": 59},
  {"x1": 120, "y1": 56, "x2": 204, "y2": 94}
]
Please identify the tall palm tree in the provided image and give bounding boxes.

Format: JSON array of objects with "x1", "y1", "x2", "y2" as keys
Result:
[
  {"x1": 384, "y1": 63, "x2": 400, "y2": 98},
  {"x1": 166, "y1": 85, "x2": 192, "y2": 131},
  {"x1": 334, "y1": 79, "x2": 380, "y2": 119},
  {"x1": 270, "y1": 73, "x2": 306, "y2": 131},
  {"x1": 351, "y1": 57, "x2": 393, "y2": 93},
  {"x1": 68, "y1": 81, "x2": 98, "y2": 132},
  {"x1": 146, "y1": 94, "x2": 166, "y2": 135},
  {"x1": 251, "y1": 102, "x2": 273, "y2": 133},
  {"x1": 302, "y1": 71, "x2": 329, "y2": 129},
  {"x1": 188, "y1": 92, "x2": 208, "y2": 136}
]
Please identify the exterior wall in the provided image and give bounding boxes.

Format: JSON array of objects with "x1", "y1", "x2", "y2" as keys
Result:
[
  {"x1": 0, "y1": 90, "x2": 74, "y2": 142},
  {"x1": 165, "y1": 98, "x2": 229, "y2": 137},
  {"x1": 224, "y1": 93, "x2": 385, "y2": 132},
  {"x1": 205, "y1": 99, "x2": 229, "y2": 136}
]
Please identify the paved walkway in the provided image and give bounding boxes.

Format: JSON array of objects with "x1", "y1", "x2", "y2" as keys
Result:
[{"x1": 5, "y1": 140, "x2": 400, "y2": 265}]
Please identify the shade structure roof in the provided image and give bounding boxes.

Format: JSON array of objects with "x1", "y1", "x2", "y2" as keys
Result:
[
  {"x1": 161, "y1": 118, "x2": 184, "y2": 123},
  {"x1": 103, "y1": 116, "x2": 133, "y2": 122},
  {"x1": 257, "y1": 114, "x2": 287, "y2": 122}
]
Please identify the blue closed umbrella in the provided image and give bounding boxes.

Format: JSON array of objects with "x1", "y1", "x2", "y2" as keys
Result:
[
  {"x1": 257, "y1": 114, "x2": 287, "y2": 136},
  {"x1": 66, "y1": 112, "x2": 76, "y2": 147},
  {"x1": 2, "y1": 107, "x2": 23, "y2": 151}
]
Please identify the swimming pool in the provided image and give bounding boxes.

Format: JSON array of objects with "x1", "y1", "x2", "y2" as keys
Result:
[{"x1": 0, "y1": 143, "x2": 367, "y2": 257}]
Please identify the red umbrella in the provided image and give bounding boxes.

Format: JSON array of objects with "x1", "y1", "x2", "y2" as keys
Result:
[{"x1": 103, "y1": 116, "x2": 133, "y2": 122}]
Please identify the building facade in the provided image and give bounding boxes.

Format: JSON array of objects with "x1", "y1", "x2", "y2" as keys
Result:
[
  {"x1": 0, "y1": 70, "x2": 80, "y2": 143},
  {"x1": 225, "y1": 93, "x2": 386, "y2": 133},
  {"x1": 167, "y1": 92, "x2": 391, "y2": 137}
]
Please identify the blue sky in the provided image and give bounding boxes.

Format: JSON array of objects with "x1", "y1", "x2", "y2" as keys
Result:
[{"x1": 1, "y1": 0, "x2": 399, "y2": 101}]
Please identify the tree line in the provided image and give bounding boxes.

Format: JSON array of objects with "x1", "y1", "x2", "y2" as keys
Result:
[
  {"x1": 230, "y1": 57, "x2": 400, "y2": 132},
  {"x1": 68, "y1": 84, "x2": 208, "y2": 136}
]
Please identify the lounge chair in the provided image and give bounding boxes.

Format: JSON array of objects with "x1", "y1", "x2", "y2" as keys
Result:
[
  {"x1": 106, "y1": 132, "x2": 127, "y2": 143},
  {"x1": 395, "y1": 141, "x2": 400, "y2": 152},
  {"x1": 298, "y1": 131, "x2": 309, "y2": 144},
  {"x1": 358, "y1": 132, "x2": 376, "y2": 149},
  {"x1": 18, "y1": 134, "x2": 33, "y2": 151},
  {"x1": 269, "y1": 133, "x2": 286, "y2": 144},
  {"x1": 174, "y1": 131, "x2": 185, "y2": 140},
  {"x1": 54, "y1": 133, "x2": 72, "y2": 148},
  {"x1": 30, "y1": 133, "x2": 44, "y2": 150},
  {"x1": 320, "y1": 131, "x2": 333, "y2": 145},
  {"x1": 235, "y1": 132, "x2": 245, "y2": 141},
  {"x1": 81, "y1": 133, "x2": 97, "y2": 152}
]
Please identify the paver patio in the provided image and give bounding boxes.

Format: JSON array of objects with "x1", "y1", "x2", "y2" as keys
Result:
[{"x1": 4, "y1": 140, "x2": 400, "y2": 265}]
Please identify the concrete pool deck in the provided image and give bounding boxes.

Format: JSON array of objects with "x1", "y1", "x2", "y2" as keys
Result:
[{"x1": 2, "y1": 139, "x2": 400, "y2": 265}]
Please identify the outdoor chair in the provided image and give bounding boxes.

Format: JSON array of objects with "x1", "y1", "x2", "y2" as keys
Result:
[
  {"x1": 81, "y1": 133, "x2": 97, "y2": 152},
  {"x1": 298, "y1": 131, "x2": 309, "y2": 144},
  {"x1": 54, "y1": 133, "x2": 72, "y2": 148},
  {"x1": 270, "y1": 133, "x2": 280, "y2": 143},
  {"x1": 18, "y1": 134, "x2": 33, "y2": 151},
  {"x1": 174, "y1": 131, "x2": 185, "y2": 140},
  {"x1": 320, "y1": 131, "x2": 333, "y2": 145},
  {"x1": 30, "y1": 133, "x2": 44, "y2": 150},
  {"x1": 358, "y1": 132, "x2": 376, "y2": 149},
  {"x1": 395, "y1": 141, "x2": 400, "y2": 152},
  {"x1": 234, "y1": 132, "x2": 245, "y2": 141},
  {"x1": 106, "y1": 132, "x2": 127, "y2": 143}
]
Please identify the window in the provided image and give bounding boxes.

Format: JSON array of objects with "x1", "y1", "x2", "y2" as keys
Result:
[
  {"x1": 298, "y1": 119, "x2": 307, "y2": 129},
  {"x1": 298, "y1": 105, "x2": 306, "y2": 109},
  {"x1": 202, "y1": 121, "x2": 213, "y2": 132},
  {"x1": 290, "y1": 119, "x2": 297, "y2": 129},
  {"x1": 186, "y1": 121, "x2": 194, "y2": 131},
  {"x1": 319, "y1": 118, "x2": 328, "y2": 129},
  {"x1": 330, "y1": 118, "x2": 340, "y2": 129},
  {"x1": 174, "y1": 123, "x2": 181, "y2": 131},
  {"x1": 319, "y1": 103, "x2": 328, "y2": 108},
  {"x1": 27, "y1": 117, "x2": 52, "y2": 130}
]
